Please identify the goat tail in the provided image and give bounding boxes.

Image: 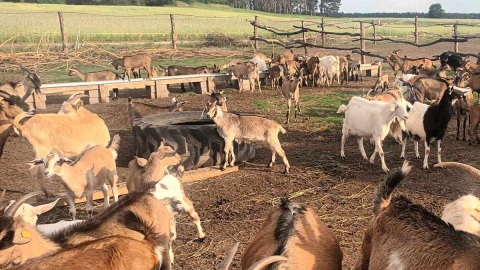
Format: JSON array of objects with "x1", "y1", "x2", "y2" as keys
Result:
[
  {"x1": 279, "y1": 125, "x2": 287, "y2": 134},
  {"x1": 373, "y1": 161, "x2": 412, "y2": 215},
  {"x1": 336, "y1": 104, "x2": 347, "y2": 114},
  {"x1": 108, "y1": 134, "x2": 121, "y2": 159}
]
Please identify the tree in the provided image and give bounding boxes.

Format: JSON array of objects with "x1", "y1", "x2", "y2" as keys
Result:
[
  {"x1": 428, "y1": 3, "x2": 445, "y2": 18},
  {"x1": 319, "y1": 0, "x2": 341, "y2": 16}
]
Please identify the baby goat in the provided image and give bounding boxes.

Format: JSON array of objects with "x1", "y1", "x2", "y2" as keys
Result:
[
  {"x1": 354, "y1": 162, "x2": 480, "y2": 270},
  {"x1": 29, "y1": 135, "x2": 120, "y2": 219},
  {"x1": 281, "y1": 73, "x2": 301, "y2": 124},
  {"x1": 241, "y1": 199, "x2": 343, "y2": 270},
  {"x1": 206, "y1": 100, "x2": 290, "y2": 174}
]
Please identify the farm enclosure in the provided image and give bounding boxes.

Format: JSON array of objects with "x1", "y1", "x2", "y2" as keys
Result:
[{"x1": 1, "y1": 40, "x2": 480, "y2": 268}]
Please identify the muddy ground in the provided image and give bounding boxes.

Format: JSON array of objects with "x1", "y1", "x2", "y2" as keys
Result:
[{"x1": 1, "y1": 41, "x2": 480, "y2": 269}]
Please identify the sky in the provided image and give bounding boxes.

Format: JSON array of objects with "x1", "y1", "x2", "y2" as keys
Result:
[{"x1": 339, "y1": 0, "x2": 480, "y2": 13}]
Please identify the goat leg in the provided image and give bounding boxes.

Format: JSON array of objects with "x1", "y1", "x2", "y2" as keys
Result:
[
  {"x1": 436, "y1": 139, "x2": 442, "y2": 165},
  {"x1": 423, "y1": 140, "x2": 430, "y2": 169},
  {"x1": 358, "y1": 138, "x2": 368, "y2": 161},
  {"x1": 100, "y1": 183, "x2": 110, "y2": 209}
]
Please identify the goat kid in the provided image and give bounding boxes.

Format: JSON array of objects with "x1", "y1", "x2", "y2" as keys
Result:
[{"x1": 281, "y1": 73, "x2": 301, "y2": 124}]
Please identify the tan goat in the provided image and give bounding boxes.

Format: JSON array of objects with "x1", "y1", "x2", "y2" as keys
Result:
[
  {"x1": 389, "y1": 51, "x2": 434, "y2": 73},
  {"x1": 111, "y1": 54, "x2": 152, "y2": 81},
  {"x1": 268, "y1": 65, "x2": 284, "y2": 91},
  {"x1": 371, "y1": 74, "x2": 389, "y2": 92},
  {"x1": 29, "y1": 135, "x2": 120, "y2": 219},
  {"x1": 241, "y1": 199, "x2": 343, "y2": 270},
  {"x1": 67, "y1": 68, "x2": 122, "y2": 82},
  {"x1": 227, "y1": 62, "x2": 261, "y2": 93},
  {"x1": 127, "y1": 97, "x2": 187, "y2": 128},
  {"x1": 163, "y1": 65, "x2": 211, "y2": 92},
  {"x1": 206, "y1": 100, "x2": 290, "y2": 174},
  {"x1": 281, "y1": 74, "x2": 301, "y2": 124},
  {"x1": 0, "y1": 191, "x2": 173, "y2": 269},
  {"x1": 126, "y1": 142, "x2": 182, "y2": 192}
]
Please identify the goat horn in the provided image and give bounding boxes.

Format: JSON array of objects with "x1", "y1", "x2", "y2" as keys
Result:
[
  {"x1": 0, "y1": 90, "x2": 12, "y2": 99},
  {"x1": 435, "y1": 162, "x2": 480, "y2": 181},
  {"x1": 247, "y1": 256, "x2": 287, "y2": 270},
  {"x1": 217, "y1": 242, "x2": 239, "y2": 270},
  {"x1": 5, "y1": 191, "x2": 43, "y2": 217}
]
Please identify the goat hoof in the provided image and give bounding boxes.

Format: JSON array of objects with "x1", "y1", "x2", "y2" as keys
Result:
[
  {"x1": 194, "y1": 237, "x2": 206, "y2": 243},
  {"x1": 284, "y1": 169, "x2": 289, "y2": 175}
]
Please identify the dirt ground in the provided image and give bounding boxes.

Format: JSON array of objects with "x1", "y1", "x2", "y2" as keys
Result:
[{"x1": 1, "y1": 41, "x2": 480, "y2": 269}]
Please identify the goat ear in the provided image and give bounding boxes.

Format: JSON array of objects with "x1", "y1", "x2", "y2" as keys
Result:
[
  {"x1": 59, "y1": 157, "x2": 73, "y2": 164},
  {"x1": 12, "y1": 228, "x2": 32, "y2": 245},
  {"x1": 33, "y1": 198, "x2": 59, "y2": 215},
  {"x1": 134, "y1": 156, "x2": 148, "y2": 167},
  {"x1": 389, "y1": 103, "x2": 396, "y2": 111}
]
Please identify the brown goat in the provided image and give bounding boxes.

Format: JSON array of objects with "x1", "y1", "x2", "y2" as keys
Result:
[
  {"x1": 390, "y1": 51, "x2": 434, "y2": 73},
  {"x1": 0, "y1": 191, "x2": 173, "y2": 269},
  {"x1": 12, "y1": 235, "x2": 160, "y2": 270},
  {"x1": 454, "y1": 88, "x2": 474, "y2": 141},
  {"x1": 384, "y1": 56, "x2": 402, "y2": 76},
  {"x1": 162, "y1": 65, "x2": 212, "y2": 92},
  {"x1": 372, "y1": 74, "x2": 389, "y2": 92},
  {"x1": 468, "y1": 104, "x2": 480, "y2": 144},
  {"x1": 268, "y1": 65, "x2": 284, "y2": 91},
  {"x1": 126, "y1": 142, "x2": 182, "y2": 192},
  {"x1": 226, "y1": 62, "x2": 261, "y2": 93},
  {"x1": 354, "y1": 162, "x2": 480, "y2": 270},
  {"x1": 127, "y1": 97, "x2": 187, "y2": 128},
  {"x1": 111, "y1": 54, "x2": 152, "y2": 81},
  {"x1": 68, "y1": 68, "x2": 122, "y2": 82},
  {"x1": 306, "y1": 56, "x2": 321, "y2": 87},
  {"x1": 338, "y1": 55, "x2": 349, "y2": 84},
  {"x1": 241, "y1": 199, "x2": 343, "y2": 270},
  {"x1": 281, "y1": 74, "x2": 301, "y2": 124}
]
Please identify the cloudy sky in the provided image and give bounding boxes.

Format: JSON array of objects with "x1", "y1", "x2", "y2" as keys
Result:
[{"x1": 339, "y1": 0, "x2": 480, "y2": 13}]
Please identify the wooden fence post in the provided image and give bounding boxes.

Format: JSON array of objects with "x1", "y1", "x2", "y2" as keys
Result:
[
  {"x1": 373, "y1": 23, "x2": 376, "y2": 45},
  {"x1": 414, "y1": 16, "x2": 419, "y2": 44},
  {"x1": 170, "y1": 14, "x2": 177, "y2": 49},
  {"x1": 453, "y1": 21, "x2": 459, "y2": 53},
  {"x1": 254, "y1": 16, "x2": 258, "y2": 50},
  {"x1": 360, "y1": 21, "x2": 366, "y2": 64},
  {"x1": 321, "y1": 17, "x2": 325, "y2": 46},
  {"x1": 57, "y1": 12, "x2": 68, "y2": 53},
  {"x1": 302, "y1": 21, "x2": 307, "y2": 54}
]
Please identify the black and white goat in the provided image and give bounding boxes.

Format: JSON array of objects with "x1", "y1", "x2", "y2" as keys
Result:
[{"x1": 400, "y1": 85, "x2": 471, "y2": 169}]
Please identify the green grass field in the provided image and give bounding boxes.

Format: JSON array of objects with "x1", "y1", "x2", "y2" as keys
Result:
[{"x1": 1, "y1": 3, "x2": 479, "y2": 44}]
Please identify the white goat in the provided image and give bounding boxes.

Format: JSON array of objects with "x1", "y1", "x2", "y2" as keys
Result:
[
  {"x1": 338, "y1": 97, "x2": 409, "y2": 173},
  {"x1": 29, "y1": 135, "x2": 121, "y2": 219},
  {"x1": 250, "y1": 56, "x2": 268, "y2": 72},
  {"x1": 206, "y1": 100, "x2": 290, "y2": 174},
  {"x1": 319, "y1": 55, "x2": 340, "y2": 86},
  {"x1": 442, "y1": 194, "x2": 480, "y2": 236}
]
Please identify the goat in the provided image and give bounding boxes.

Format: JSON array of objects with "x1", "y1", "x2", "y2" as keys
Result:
[
  {"x1": 126, "y1": 142, "x2": 182, "y2": 192},
  {"x1": 281, "y1": 73, "x2": 301, "y2": 124},
  {"x1": 29, "y1": 135, "x2": 120, "y2": 219},
  {"x1": 306, "y1": 56, "x2": 321, "y2": 87},
  {"x1": 241, "y1": 199, "x2": 343, "y2": 270},
  {"x1": 354, "y1": 162, "x2": 480, "y2": 270},
  {"x1": 127, "y1": 97, "x2": 187, "y2": 128},
  {"x1": 205, "y1": 100, "x2": 290, "y2": 174},
  {"x1": 253, "y1": 52, "x2": 272, "y2": 65},
  {"x1": 4, "y1": 95, "x2": 110, "y2": 196},
  {"x1": 389, "y1": 51, "x2": 434, "y2": 73},
  {"x1": 399, "y1": 75, "x2": 453, "y2": 104},
  {"x1": 338, "y1": 55, "x2": 349, "y2": 84},
  {"x1": 278, "y1": 49, "x2": 294, "y2": 65},
  {"x1": 453, "y1": 86, "x2": 473, "y2": 141},
  {"x1": 0, "y1": 191, "x2": 173, "y2": 269},
  {"x1": 384, "y1": 56, "x2": 401, "y2": 76},
  {"x1": 468, "y1": 104, "x2": 480, "y2": 144},
  {"x1": 338, "y1": 96, "x2": 409, "y2": 173},
  {"x1": 250, "y1": 56, "x2": 268, "y2": 72},
  {"x1": 150, "y1": 173, "x2": 206, "y2": 240},
  {"x1": 440, "y1": 51, "x2": 463, "y2": 71},
  {"x1": 372, "y1": 74, "x2": 389, "y2": 92},
  {"x1": 111, "y1": 54, "x2": 152, "y2": 81},
  {"x1": 226, "y1": 62, "x2": 261, "y2": 93},
  {"x1": 268, "y1": 65, "x2": 284, "y2": 91},
  {"x1": 67, "y1": 68, "x2": 122, "y2": 82},
  {"x1": 163, "y1": 65, "x2": 210, "y2": 92},
  {"x1": 400, "y1": 86, "x2": 470, "y2": 169},
  {"x1": 319, "y1": 55, "x2": 340, "y2": 86},
  {"x1": 406, "y1": 64, "x2": 450, "y2": 78}
]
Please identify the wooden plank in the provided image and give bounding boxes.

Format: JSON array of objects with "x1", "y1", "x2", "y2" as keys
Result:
[{"x1": 35, "y1": 166, "x2": 238, "y2": 206}]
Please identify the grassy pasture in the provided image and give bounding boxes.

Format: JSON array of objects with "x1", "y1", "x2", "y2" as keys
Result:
[{"x1": 1, "y1": 3, "x2": 479, "y2": 44}]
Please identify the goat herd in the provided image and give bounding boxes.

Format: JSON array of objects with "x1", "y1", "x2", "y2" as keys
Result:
[{"x1": 0, "y1": 48, "x2": 480, "y2": 269}]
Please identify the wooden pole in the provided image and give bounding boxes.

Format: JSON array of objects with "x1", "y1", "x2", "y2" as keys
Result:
[
  {"x1": 373, "y1": 24, "x2": 377, "y2": 45},
  {"x1": 321, "y1": 17, "x2": 325, "y2": 46},
  {"x1": 254, "y1": 16, "x2": 258, "y2": 50},
  {"x1": 414, "y1": 16, "x2": 419, "y2": 44},
  {"x1": 57, "y1": 12, "x2": 68, "y2": 53},
  {"x1": 170, "y1": 14, "x2": 177, "y2": 50},
  {"x1": 302, "y1": 21, "x2": 307, "y2": 54},
  {"x1": 453, "y1": 22, "x2": 459, "y2": 53},
  {"x1": 360, "y1": 21, "x2": 365, "y2": 64}
]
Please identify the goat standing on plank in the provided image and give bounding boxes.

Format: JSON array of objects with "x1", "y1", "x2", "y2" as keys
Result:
[
  {"x1": 281, "y1": 73, "x2": 301, "y2": 124},
  {"x1": 241, "y1": 199, "x2": 343, "y2": 270},
  {"x1": 29, "y1": 135, "x2": 120, "y2": 219},
  {"x1": 206, "y1": 100, "x2": 290, "y2": 174},
  {"x1": 400, "y1": 86, "x2": 470, "y2": 169},
  {"x1": 338, "y1": 96, "x2": 409, "y2": 173},
  {"x1": 111, "y1": 54, "x2": 152, "y2": 81},
  {"x1": 353, "y1": 162, "x2": 480, "y2": 270}
]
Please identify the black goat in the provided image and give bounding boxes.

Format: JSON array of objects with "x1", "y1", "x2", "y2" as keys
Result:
[{"x1": 440, "y1": 52, "x2": 463, "y2": 71}]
